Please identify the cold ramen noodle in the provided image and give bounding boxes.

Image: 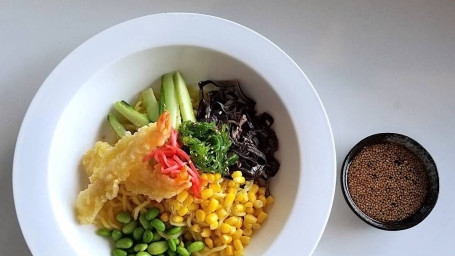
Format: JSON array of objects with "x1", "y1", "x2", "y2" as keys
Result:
[{"x1": 76, "y1": 72, "x2": 279, "y2": 256}]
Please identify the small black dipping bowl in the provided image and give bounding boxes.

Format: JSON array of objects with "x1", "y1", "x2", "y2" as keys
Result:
[{"x1": 341, "y1": 133, "x2": 439, "y2": 231}]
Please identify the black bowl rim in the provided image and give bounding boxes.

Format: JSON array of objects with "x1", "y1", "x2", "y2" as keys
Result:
[{"x1": 340, "y1": 133, "x2": 439, "y2": 231}]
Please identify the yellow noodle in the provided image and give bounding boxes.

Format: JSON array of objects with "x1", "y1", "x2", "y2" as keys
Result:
[{"x1": 133, "y1": 200, "x2": 149, "y2": 220}]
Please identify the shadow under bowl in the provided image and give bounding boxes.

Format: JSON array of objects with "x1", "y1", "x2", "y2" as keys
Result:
[{"x1": 340, "y1": 133, "x2": 439, "y2": 231}]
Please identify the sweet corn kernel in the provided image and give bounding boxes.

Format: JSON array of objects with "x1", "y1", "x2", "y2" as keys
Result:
[
  {"x1": 154, "y1": 203, "x2": 165, "y2": 212},
  {"x1": 225, "y1": 216, "x2": 239, "y2": 226},
  {"x1": 225, "y1": 245, "x2": 234, "y2": 256},
  {"x1": 201, "y1": 201, "x2": 210, "y2": 210},
  {"x1": 214, "y1": 237, "x2": 222, "y2": 247},
  {"x1": 207, "y1": 174, "x2": 215, "y2": 183},
  {"x1": 243, "y1": 228, "x2": 253, "y2": 236},
  {"x1": 253, "y1": 200, "x2": 264, "y2": 209},
  {"x1": 205, "y1": 238, "x2": 214, "y2": 249},
  {"x1": 182, "y1": 195, "x2": 194, "y2": 207},
  {"x1": 252, "y1": 223, "x2": 261, "y2": 230},
  {"x1": 201, "y1": 188, "x2": 214, "y2": 200},
  {"x1": 171, "y1": 215, "x2": 183, "y2": 223},
  {"x1": 244, "y1": 214, "x2": 257, "y2": 224},
  {"x1": 210, "y1": 183, "x2": 222, "y2": 193},
  {"x1": 266, "y1": 195, "x2": 274, "y2": 206},
  {"x1": 233, "y1": 239, "x2": 243, "y2": 251},
  {"x1": 240, "y1": 236, "x2": 250, "y2": 245},
  {"x1": 171, "y1": 200, "x2": 182, "y2": 211},
  {"x1": 233, "y1": 177, "x2": 245, "y2": 184},
  {"x1": 201, "y1": 179, "x2": 209, "y2": 187},
  {"x1": 160, "y1": 212, "x2": 169, "y2": 222},
  {"x1": 257, "y1": 211, "x2": 268, "y2": 224},
  {"x1": 243, "y1": 223, "x2": 253, "y2": 229},
  {"x1": 254, "y1": 208, "x2": 263, "y2": 217},
  {"x1": 228, "y1": 180, "x2": 236, "y2": 187},
  {"x1": 207, "y1": 198, "x2": 219, "y2": 213},
  {"x1": 177, "y1": 190, "x2": 189, "y2": 202},
  {"x1": 227, "y1": 187, "x2": 237, "y2": 194},
  {"x1": 196, "y1": 210, "x2": 206, "y2": 222},
  {"x1": 232, "y1": 204, "x2": 245, "y2": 215},
  {"x1": 244, "y1": 202, "x2": 253, "y2": 208},
  {"x1": 235, "y1": 217, "x2": 242, "y2": 229},
  {"x1": 216, "y1": 204, "x2": 223, "y2": 210},
  {"x1": 221, "y1": 234, "x2": 233, "y2": 244},
  {"x1": 232, "y1": 171, "x2": 242, "y2": 179},
  {"x1": 206, "y1": 213, "x2": 218, "y2": 224},
  {"x1": 234, "y1": 250, "x2": 243, "y2": 256},
  {"x1": 184, "y1": 231, "x2": 192, "y2": 240},
  {"x1": 210, "y1": 222, "x2": 219, "y2": 230},
  {"x1": 177, "y1": 206, "x2": 189, "y2": 216},
  {"x1": 220, "y1": 223, "x2": 235, "y2": 234},
  {"x1": 258, "y1": 187, "x2": 266, "y2": 196},
  {"x1": 224, "y1": 193, "x2": 235, "y2": 209},
  {"x1": 214, "y1": 173, "x2": 222, "y2": 180},
  {"x1": 259, "y1": 195, "x2": 267, "y2": 207},
  {"x1": 191, "y1": 224, "x2": 201, "y2": 233},
  {"x1": 245, "y1": 207, "x2": 254, "y2": 214},
  {"x1": 232, "y1": 229, "x2": 243, "y2": 239},
  {"x1": 201, "y1": 227, "x2": 211, "y2": 237},
  {"x1": 249, "y1": 184, "x2": 259, "y2": 194},
  {"x1": 216, "y1": 208, "x2": 229, "y2": 220},
  {"x1": 235, "y1": 193, "x2": 246, "y2": 203},
  {"x1": 247, "y1": 191, "x2": 257, "y2": 202},
  {"x1": 188, "y1": 203, "x2": 199, "y2": 211},
  {"x1": 201, "y1": 173, "x2": 208, "y2": 180}
]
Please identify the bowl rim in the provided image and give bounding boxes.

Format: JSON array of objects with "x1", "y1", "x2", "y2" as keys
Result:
[
  {"x1": 13, "y1": 13, "x2": 336, "y2": 255},
  {"x1": 340, "y1": 132, "x2": 439, "y2": 231}
]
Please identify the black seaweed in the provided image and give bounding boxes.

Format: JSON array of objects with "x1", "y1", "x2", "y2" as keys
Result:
[{"x1": 196, "y1": 80, "x2": 280, "y2": 183}]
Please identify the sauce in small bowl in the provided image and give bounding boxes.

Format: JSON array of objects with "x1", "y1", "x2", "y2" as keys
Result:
[{"x1": 341, "y1": 133, "x2": 439, "y2": 230}]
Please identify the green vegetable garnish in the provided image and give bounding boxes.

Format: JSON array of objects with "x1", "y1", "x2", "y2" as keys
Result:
[{"x1": 178, "y1": 121, "x2": 238, "y2": 175}]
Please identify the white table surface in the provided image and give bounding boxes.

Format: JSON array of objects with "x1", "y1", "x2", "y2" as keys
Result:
[{"x1": 2, "y1": 0, "x2": 454, "y2": 255}]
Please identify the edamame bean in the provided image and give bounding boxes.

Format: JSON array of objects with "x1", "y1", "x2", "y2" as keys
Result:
[
  {"x1": 116, "y1": 211, "x2": 132, "y2": 224},
  {"x1": 139, "y1": 215, "x2": 152, "y2": 230},
  {"x1": 145, "y1": 207, "x2": 160, "y2": 220},
  {"x1": 97, "y1": 228, "x2": 111, "y2": 237},
  {"x1": 116, "y1": 237, "x2": 134, "y2": 249},
  {"x1": 187, "y1": 241, "x2": 204, "y2": 253},
  {"x1": 150, "y1": 219, "x2": 165, "y2": 232},
  {"x1": 112, "y1": 230, "x2": 123, "y2": 241},
  {"x1": 175, "y1": 246, "x2": 189, "y2": 256},
  {"x1": 143, "y1": 230, "x2": 154, "y2": 243},
  {"x1": 134, "y1": 243, "x2": 148, "y2": 252},
  {"x1": 147, "y1": 241, "x2": 169, "y2": 255},
  {"x1": 133, "y1": 227, "x2": 145, "y2": 241},
  {"x1": 151, "y1": 231, "x2": 161, "y2": 242},
  {"x1": 112, "y1": 249, "x2": 127, "y2": 256},
  {"x1": 168, "y1": 238, "x2": 177, "y2": 252},
  {"x1": 167, "y1": 251, "x2": 177, "y2": 256},
  {"x1": 122, "y1": 221, "x2": 138, "y2": 234},
  {"x1": 165, "y1": 227, "x2": 182, "y2": 236},
  {"x1": 136, "y1": 252, "x2": 151, "y2": 256}
]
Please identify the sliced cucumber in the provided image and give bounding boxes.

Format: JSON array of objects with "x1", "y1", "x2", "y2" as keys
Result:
[
  {"x1": 161, "y1": 73, "x2": 178, "y2": 128},
  {"x1": 107, "y1": 114, "x2": 127, "y2": 137},
  {"x1": 142, "y1": 88, "x2": 159, "y2": 122},
  {"x1": 114, "y1": 101, "x2": 150, "y2": 128},
  {"x1": 173, "y1": 71, "x2": 196, "y2": 122}
]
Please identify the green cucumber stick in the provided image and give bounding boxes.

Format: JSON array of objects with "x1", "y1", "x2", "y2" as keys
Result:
[
  {"x1": 107, "y1": 113, "x2": 127, "y2": 137},
  {"x1": 161, "y1": 73, "x2": 178, "y2": 128},
  {"x1": 142, "y1": 88, "x2": 159, "y2": 122},
  {"x1": 173, "y1": 71, "x2": 196, "y2": 122},
  {"x1": 114, "y1": 101, "x2": 150, "y2": 128}
]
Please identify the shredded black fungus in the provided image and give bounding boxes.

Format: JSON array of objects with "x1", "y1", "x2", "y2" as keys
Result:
[{"x1": 196, "y1": 80, "x2": 280, "y2": 184}]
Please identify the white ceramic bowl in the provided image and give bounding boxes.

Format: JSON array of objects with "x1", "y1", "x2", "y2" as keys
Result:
[{"x1": 13, "y1": 13, "x2": 336, "y2": 256}]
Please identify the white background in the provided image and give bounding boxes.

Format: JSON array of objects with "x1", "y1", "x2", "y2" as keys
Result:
[{"x1": 1, "y1": 0, "x2": 454, "y2": 255}]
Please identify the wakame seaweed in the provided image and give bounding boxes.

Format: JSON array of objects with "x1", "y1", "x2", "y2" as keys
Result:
[
  {"x1": 178, "y1": 121, "x2": 238, "y2": 175},
  {"x1": 196, "y1": 80, "x2": 280, "y2": 183}
]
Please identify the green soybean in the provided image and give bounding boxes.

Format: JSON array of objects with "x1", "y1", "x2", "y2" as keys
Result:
[
  {"x1": 134, "y1": 243, "x2": 148, "y2": 252},
  {"x1": 151, "y1": 231, "x2": 162, "y2": 242},
  {"x1": 168, "y1": 238, "x2": 177, "y2": 252},
  {"x1": 147, "y1": 241, "x2": 169, "y2": 255},
  {"x1": 112, "y1": 230, "x2": 123, "y2": 241},
  {"x1": 116, "y1": 211, "x2": 132, "y2": 224},
  {"x1": 166, "y1": 227, "x2": 182, "y2": 236},
  {"x1": 167, "y1": 251, "x2": 177, "y2": 256},
  {"x1": 133, "y1": 227, "x2": 145, "y2": 241},
  {"x1": 187, "y1": 241, "x2": 205, "y2": 253},
  {"x1": 96, "y1": 228, "x2": 111, "y2": 237},
  {"x1": 145, "y1": 207, "x2": 160, "y2": 220},
  {"x1": 143, "y1": 230, "x2": 154, "y2": 243},
  {"x1": 112, "y1": 249, "x2": 127, "y2": 256},
  {"x1": 136, "y1": 252, "x2": 152, "y2": 256},
  {"x1": 150, "y1": 219, "x2": 166, "y2": 232},
  {"x1": 139, "y1": 214, "x2": 152, "y2": 230},
  {"x1": 116, "y1": 237, "x2": 134, "y2": 249},
  {"x1": 175, "y1": 246, "x2": 189, "y2": 256},
  {"x1": 122, "y1": 221, "x2": 138, "y2": 234}
]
